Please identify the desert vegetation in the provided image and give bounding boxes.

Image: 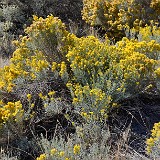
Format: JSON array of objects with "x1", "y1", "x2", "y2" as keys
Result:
[{"x1": 0, "y1": 0, "x2": 160, "y2": 159}]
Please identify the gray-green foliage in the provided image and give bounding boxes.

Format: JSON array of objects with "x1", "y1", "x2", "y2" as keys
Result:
[
  {"x1": 0, "y1": 0, "x2": 83, "y2": 57},
  {"x1": 39, "y1": 121, "x2": 110, "y2": 160},
  {"x1": 0, "y1": 152, "x2": 18, "y2": 160},
  {"x1": 148, "y1": 139, "x2": 160, "y2": 160},
  {"x1": 2, "y1": 5, "x2": 24, "y2": 23},
  {"x1": 0, "y1": 2, "x2": 25, "y2": 56}
]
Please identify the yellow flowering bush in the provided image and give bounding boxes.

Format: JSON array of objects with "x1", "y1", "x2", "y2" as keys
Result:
[
  {"x1": 82, "y1": 0, "x2": 160, "y2": 40},
  {"x1": 66, "y1": 35, "x2": 158, "y2": 116},
  {"x1": 146, "y1": 122, "x2": 160, "y2": 155},
  {"x1": 1, "y1": 2, "x2": 160, "y2": 159},
  {"x1": 37, "y1": 143, "x2": 81, "y2": 160},
  {"x1": 24, "y1": 15, "x2": 75, "y2": 63},
  {"x1": 0, "y1": 15, "x2": 75, "y2": 92},
  {"x1": 0, "y1": 101, "x2": 24, "y2": 125},
  {"x1": 73, "y1": 144, "x2": 81, "y2": 155},
  {"x1": 137, "y1": 25, "x2": 160, "y2": 43},
  {"x1": 36, "y1": 153, "x2": 46, "y2": 160},
  {"x1": 0, "y1": 15, "x2": 76, "y2": 134}
]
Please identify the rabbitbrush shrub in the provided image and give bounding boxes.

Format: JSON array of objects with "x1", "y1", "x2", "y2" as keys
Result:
[
  {"x1": 0, "y1": 15, "x2": 160, "y2": 127},
  {"x1": 66, "y1": 34, "x2": 160, "y2": 117},
  {"x1": 0, "y1": 13, "x2": 160, "y2": 160},
  {"x1": 0, "y1": 15, "x2": 75, "y2": 93},
  {"x1": 0, "y1": 15, "x2": 75, "y2": 139},
  {"x1": 146, "y1": 122, "x2": 160, "y2": 159},
  {"x1": 82, "y1": 0, "x2": 160, "y2": 40}
]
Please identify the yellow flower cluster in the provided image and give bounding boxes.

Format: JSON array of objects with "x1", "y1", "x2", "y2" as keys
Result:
[
  {"x1": 11, "y1": 44, "x2": 49, "y2": 80},
  {"x1": 0, "y1": 65, "x2": 19, "y2": 92},
  {"x1": 26, "y1": 53, "x2": 49, "y2": 72},
  {"x1": 25, "y1": 15, "x2": 75, "y2": 63},
  {"x1": 67, "y1": 36, "x2": 105, "y2": 71},
  {"x1": 69, "y1": 82, "x2": 111, "y2": 113},
  {"x1": 114, "y1": 37, "x2": 158, "y2": 82},
  {"x1": 48, "y1": 91, "x2": 55, "y2": 97},
  {"x1": 59, "y1": 61, "x2": 67, "y2": 77},
  {"x1": 36, "y1": 154, "x2": 46, "y2": 160},
  {"x1": 155, "y1": 68, "x2": 160, "y2": 78},
  {"x1": 51, "y1": 62, "x2": 57, "y2": 72},
  {"x1": 73, "y1": 144, "x2": 81, "y2": 155},
  {"x1": 138, "y1": 26, "x2": 160, "y2": 42},
  {"x1": 0, "y1": 101, "x2": 24, "y2": 125},
  {"x1": 82, "y1": 0, "x2": 160, "y2": 39},
  {"x1": 146, "y1": 122, "x2": 160, "y2": 153},
  {"x1": 37, "y1": 144, "x2": 81, "y2": 160},
  {"x1": 27, "y1": 94, "x2": 32, "y2": 101},
  {"x1": 0, "y1": 15, "x2": 75, "y2": 92},
  {"x1": 66, "y1": 35, "x2": 158, "y2": 115},
  {"x1": 81, "y1": 110, "x2": 108, "y2": 122}
]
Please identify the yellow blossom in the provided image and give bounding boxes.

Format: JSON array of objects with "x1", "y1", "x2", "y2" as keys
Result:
[
  {"x1": 48, "y1": 91, "x2": 55, "y2": 96},
  {"x1": 100, "y1": 109, "x2": 105, "y2": 115},
  {"x1": 72, "y1": 98, "x2": 79, "y2": 104},
  {"x1": 59, "y1": 151, "x2": 65, "y2": 157},
  {"x1": 52, "y1": 62, "x2": 57, "y2": 72},
  {"x1": 36, "y1": 154, "x2": 46, "y2": 160},
  {"x1": 73, "y1": 144, "x2": 81, "y2": 155},
  {"x1": 39, "y1": 93, "x2": 43, "y2": 98},
  {"x1": 50, "y1": 148, "x2": 57, "y2": 156},
  {"x1": 27, "y1": 94, "x2": 32, "y2": 101}
]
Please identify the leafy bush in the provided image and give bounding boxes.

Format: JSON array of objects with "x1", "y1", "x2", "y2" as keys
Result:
[
  {"x1": 35, "y1": 112, "x2": 110, "y2": 160},
  {"x1": 0, "y1": 3, "x2": 160, "y2": 159},
  {"x1": 82, "y1": 0, "x2": 160, "y2": 40},
  {"x1": 66, "y1": 35, "x2": 159, "y2": 115},
  {"x1": 0, "y1": 3, "x2": 25, "y2": 56},
  {"x1": 0, "y1": 101, "x2": 23, "y2": 125},
  {"x1": 146, "y1": 122, "x2": 160, "y2": 159},
  {"x1": 1, "y1": 14, "x2": 160, "y2": 138},
  {"x1": 0, "y1": 0, "x2": 83, "y2": 57},
  {"x1": 0, "y1": 15, "x2": 75, "y2": 93},
  {"x1": 0, "y1": 15, "x2": 74, "y2": 147}
]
